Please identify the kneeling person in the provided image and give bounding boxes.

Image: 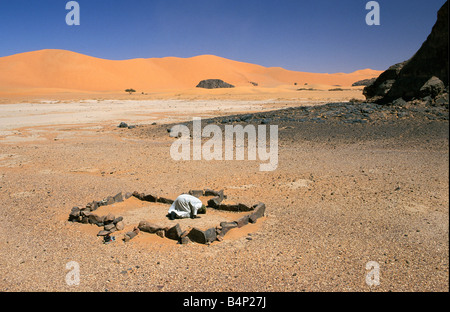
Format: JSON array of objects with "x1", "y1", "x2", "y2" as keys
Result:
[{"x1": 168, "y1": 194, "x2": 206, "y2": 220}]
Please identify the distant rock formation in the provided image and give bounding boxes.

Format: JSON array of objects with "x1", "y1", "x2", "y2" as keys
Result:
[
  {"x1": 364, "y1": 1, "x2": 448, "y2": 106},
  {"x1": 196, "y1": 79, "x2": 235, "y2": 89},
  {"x1": 352, "y1": 77, "x2": 377, "y2": 87}
]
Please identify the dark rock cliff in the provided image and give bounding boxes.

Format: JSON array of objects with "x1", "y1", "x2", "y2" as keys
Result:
[{"x1": 364, "y1": 1, "x2": 448, "y2": 106}]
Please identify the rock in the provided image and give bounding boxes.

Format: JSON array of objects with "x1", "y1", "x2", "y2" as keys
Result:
[
  {"x1": 204, "y1": 189, "x2": 219, "y2": 196},
  {"x1": 80, "y1": 208, "x2": 91, "y2": 217},
  {"x1": 104, "y1": 223, "x2": 116, "y2": 231},
  {"x1": 188, "y1": 227, "x2": 217, "y2": 244},
  {"x1": 123, "y1": 234, "x2": 132, "y2": 242},
  {"x1": 392, "y1": 98, "x2": 407, "y2": 107},
  {"x1": 207, "y1": 196, "x2": 222, "y2": 208},
  {"x1": 131, "y1": 191, "x2": 142, "y2": 199},
  {"x1": 180, "y1": 236, "x2": 191, "y2": 244},
  {"x1": 218, "y1": 221, "x2": 238, "y2": 237},
  {"x1": 180, "y1": 230, "x2": 189, "y2": 239},
  {"x1": 364, "y1": 2, "x2": 448, "y2": 104},
  {"x1": 113, "y1": 192, "x2": 123, "y2": 203},
  {"x1": 237, "y1": 203, "x2": 253, "y2": 212},
  {"x1": 103, "y1": 213, "x2": 115, "y2": 224},
  {"x1": 88, "y1": 213, "x2": 104, "y2": 226},
  {"x1": 80, "y1": 210, "x2": 91, "y2": 224},
  {"x1": 363, "y1": 61, "x2": 408, "y2": 102},
  {"x1": 165, "y1": 224, "x2": 182, "y2": 241},
  {"x1": 97, "y1": 230, "x2": 111, "y2": 237},
  {"x1": 105, "y1": 196, "x2": 115, "y2": 206},
  {"x1": 115, "y1": 221, "x2": 125, "y2": 231},
  {"x1": 124, "y1": 192, "x2": 133, "y2": 199},
  {"x1": 157, "y1": 197, "x2": 174, "y2": 204},
  {"x1": 188, "y1": 190, "x2": 204, "y2": 198},
  {"x1": 113, "y1": 216, "x2": 123, "y2": 224},
  {"x1": 352, "y1": 78, "x2": 377, "y2": 87},
  {"x1": 216, "y1": 203, "x2": 252, "y2": 212},
  {"x1": 86, "y1": 201, "x2": 98, "y2": 211},
  {"x1": 196, "y1": 79, "x2": 235, "y2": 89},
  {"x1": 220, "y1": 221, "x2": 238, "y2": 228},
  {"x1": 218, "y1": 204, "x2": 240, "y2": 212},
  {"x1": 68, "y1": 207, "x2": 81, "y2": 221},
  {"x1": 156, "y1": 229, "x2": 165, "y2": 238},
  {"x1": 239, "y1": 114, "x2": 252, "y2": 122},
  {"x1": 123, "y1": 228, "x2": 140, "y2": 242},
  {"x1": 178, "y1": 230, "x2": 191, "y2": 244},
  {"x1": 235, "y1": 215, "x2": 250, "y2": 228},
  {"x1": 142, "y1": 194, "x2": 157, "y2": 202},
  {"x1": 187, "y1": 228, "x2": 204, "y2": 243},
  {"x1": 217, "y1": 190, "x2": 224, "y2": 202},
  {"x1": 419, "y1": 76, "x2": 445, "y2": 98},
  {"x1": 249, "y1": 203, "x2": 266, "y2": 223},
  {"x1": 435, "y1": 92, "x2": 449, "y2": 107},
  {"x1": 118, "y1": 122, "x2": 128, "y2": 128},
  {"x1": 138, "y1": 221, "x2": 163, "y2": 234},
  {"x1": 249, "y1": 214, "x2": 258, "y2": 224},
  {"x1": 204, "y1": 228, "x2": 217, "y2": 243}
]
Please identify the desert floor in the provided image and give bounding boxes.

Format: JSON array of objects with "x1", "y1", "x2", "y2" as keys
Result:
[{"x1": 0, "y1": 91, "x2": 448, "y2": 292}]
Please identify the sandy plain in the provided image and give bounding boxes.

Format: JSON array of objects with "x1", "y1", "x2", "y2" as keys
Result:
[
  {"x1": 0, "y1": 50, "x2": 447, "y2": 292},
  {"x1": 0, "y1": 89, "x2": 448, "y2": 292}
]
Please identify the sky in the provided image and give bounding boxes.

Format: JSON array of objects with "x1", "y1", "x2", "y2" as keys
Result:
[{"x1": 0, "y1": 0, "x2": 446, "y2": 73}]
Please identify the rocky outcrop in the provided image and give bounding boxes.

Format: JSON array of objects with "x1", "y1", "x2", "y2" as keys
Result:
[
  {"x1": 363, "y1": 61, "x2": 408, "y2": 102},
  {"x1": 364, "y1": 1, "x2": 448, "y2": 106},
  {"x1": 196, "y1": 79, "x2": 235, "y2": 89},
  {"x1": 352, "y1": 78, "x2": 377, "y2": 87}
]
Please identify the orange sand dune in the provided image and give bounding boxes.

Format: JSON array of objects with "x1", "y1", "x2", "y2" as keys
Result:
[{"x1": 0, "y1": 49, "x2": 381, "y2": 95}]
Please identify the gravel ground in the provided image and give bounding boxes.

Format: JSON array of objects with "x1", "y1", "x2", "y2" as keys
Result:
[{"x1": 0, "y1": 101, "x2": 448, "y2": 292}]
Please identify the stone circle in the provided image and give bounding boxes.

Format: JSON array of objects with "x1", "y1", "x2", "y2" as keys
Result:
[{"x1": 68, "y1": 189, "x2": 266, "y2": 245}]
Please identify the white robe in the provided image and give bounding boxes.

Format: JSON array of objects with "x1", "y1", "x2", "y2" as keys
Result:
[{"x1": 168, "y1": 194, "x2": 203, "y2": 218}]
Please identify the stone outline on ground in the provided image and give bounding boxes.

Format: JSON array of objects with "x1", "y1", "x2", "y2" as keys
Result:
[{"x1": 68, "y1": 189, "x2": 266, "y2": 245}]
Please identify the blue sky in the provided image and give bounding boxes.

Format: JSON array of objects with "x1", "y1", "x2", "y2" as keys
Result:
[{"x1": 0, "y1": 0, "x2": 446, "y2": 73}]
